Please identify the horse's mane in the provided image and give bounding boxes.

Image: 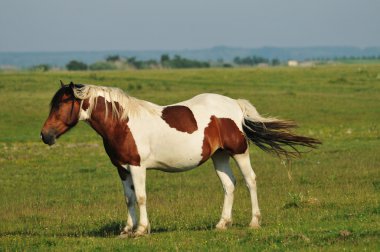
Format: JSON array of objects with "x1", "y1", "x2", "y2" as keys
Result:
[{"x1": 72, "y1": 84, "x2": 160, "y2": 120}]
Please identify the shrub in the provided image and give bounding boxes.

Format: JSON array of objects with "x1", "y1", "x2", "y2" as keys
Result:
[
  {"x1": 166, "y1": 55, "x2": 210, "y2": 69},
  {"x1": 106, "y1": 55, "x2": 121, "y2": 62},
  {"x1": 89, "y1": 61, "x2": 117, "y2": 71},
  {"x1": 223, "y1": 63, "x2": 232, "y2": 68},
  {"x1": 30, "y1": 64, "x2": 51, "y2": 72},
  {"x1": 66, "y1": 60, "x2": 88, "y2": 71}
]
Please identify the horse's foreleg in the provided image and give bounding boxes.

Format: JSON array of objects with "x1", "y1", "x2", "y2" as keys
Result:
[
  {"x1": 233, "y1": 152, "x2": 261, "y2": 228},
  {"x1": 129, "y1": 165, "x2": 150, "y2": 236},
  {"x1": 116, "y1": 166, "x2": 137, "y2": 237},
  {"x1": 120, "y1": 175, "x2": 138, "y2": 236},
  {"x1": 212, "y1": 150, "x2": 236, "y2": 230}
]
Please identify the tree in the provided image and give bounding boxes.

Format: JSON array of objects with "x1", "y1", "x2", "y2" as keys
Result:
[
  {"x1": 126, "y1": 57, "x2": 143, "y2": 69},
  {"x1": 160, "y1": 54, "x2": 170, "y2": 63},
  {"x1": 66, "y1": 60, "x2": 87, "y2": 71},
  {"x1": 234, "y1": 55, "x2": 269, "y2": 66},
  {"x1": 271, "y1": 58, "x2": 281, "y2": 66},
  {"x1": 166, "y1": 55, "x2": 210, "y2": 69},
  {"x1": 106, "y1": 55, "x2": 121, "y2": 62}
]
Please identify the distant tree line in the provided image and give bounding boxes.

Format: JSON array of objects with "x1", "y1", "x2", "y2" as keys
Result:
[
  {"x1": 124, "y1": 57, "x2": 159, "y2": 69},
  {"x1": 160, "y1": 54, "x2": 210, "y2": 68},
  {"x1": 332, "y1": 55, "x2": 380, "y2": 61},
  {"x1": 308, "y1": 55, "x2": 380, "y2": 62},
  {"x1": 233, "y1": 56, "x2": 280, "y2": 66},
  {"x1": 65, "y1": 54, "x2": 210, "y2": 71},
  {"x1": 28, "y1": 53, "x2": 380, "y2": 71}
]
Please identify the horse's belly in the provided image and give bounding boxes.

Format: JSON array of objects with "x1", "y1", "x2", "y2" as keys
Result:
[{"x1": 143, "y1": 134, "x2": 205, "y2": 170}]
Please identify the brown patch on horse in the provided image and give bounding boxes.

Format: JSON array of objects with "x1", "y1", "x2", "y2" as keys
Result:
[
  {"x1": 219, "y1": 118, "x2": 248, "y2": 154},
  {"x1": 199, "y1": 116, "x2": 221, "y2": 164},
  {"x1": 161, "y1": 105, "x2": 198, "y2": 133},
  {"x1": 199, "y1": 116, "x2": 247, "y2": 164},
  {"x1": 88, "y1": 96, "x2": 141, "y2": 166},
  {"x1": 81, "y1": 98, "x2": 90, "y2": 111}
]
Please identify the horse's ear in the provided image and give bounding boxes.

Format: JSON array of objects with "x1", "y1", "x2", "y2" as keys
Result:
[
  {"x1": 60, "y1": 80, "x2": 65, "y2": 87},
  {"x1": 69, "y1": 81, "x2": 75, "y2": 89}
]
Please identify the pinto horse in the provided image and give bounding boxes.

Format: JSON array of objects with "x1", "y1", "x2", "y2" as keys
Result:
[{"x1": 41, "y1": 81, "x2": 320, "y2": 237}]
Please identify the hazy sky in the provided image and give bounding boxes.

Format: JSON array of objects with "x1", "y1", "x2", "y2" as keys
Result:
[{"x1": 0, "y1": 0, "x2": 379, "y2": 52}]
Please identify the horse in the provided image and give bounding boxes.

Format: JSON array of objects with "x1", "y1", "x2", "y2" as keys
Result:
[{"x1": 41, "y1": 81, "x2": 321, "y2": 237}]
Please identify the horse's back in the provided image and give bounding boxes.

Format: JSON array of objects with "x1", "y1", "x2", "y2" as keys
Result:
[{"x1": 180, "y1": 93, "x2": 244, "y2": 124}]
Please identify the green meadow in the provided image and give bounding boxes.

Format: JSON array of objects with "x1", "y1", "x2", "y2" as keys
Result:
[{"x1": 0, "y1": 65, "x2": 379, "y2": 251}]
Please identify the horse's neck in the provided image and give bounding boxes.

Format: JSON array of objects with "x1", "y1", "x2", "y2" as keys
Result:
[
  {"x1": 84, "y1": 99, "x2": 124, "y2": 139},
  {"x1": 86, "y1": 112, "x2": 113, "y2": 140}
]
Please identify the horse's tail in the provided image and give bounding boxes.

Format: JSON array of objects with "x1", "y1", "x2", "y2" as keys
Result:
[{"x1": 236, "y1": 99, "x2": 321, "y2": 158}]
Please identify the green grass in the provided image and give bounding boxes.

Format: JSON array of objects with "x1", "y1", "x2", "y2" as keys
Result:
[{"x1": 1, "y1": 65, "x2": 379, "y2": 251}]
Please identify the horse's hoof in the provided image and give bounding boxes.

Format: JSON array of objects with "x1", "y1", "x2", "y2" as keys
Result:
[
  {"x1": 118, "y1": 233, "x2": 131, "y2": 239},
  {"x1": 249, "y1": 214, "x2": 261, "y2": 229},
  {"x1": 249, "y1": 218, "x2": 261, "y2": 229},
  {"x1": 118, "y1": 229, "x2": 133, "y2": 238},
  {"x1": 118, "y1": 225, "x2": 138, "y2": 238},
  {"x1": 249, "y1": 223, "x2": 261, "y2": 229},
  {"x1": 216, "y1": 219, "x2": 232, "y2": 230},
  {"x1": 132, "y1": 224, "x2": 150, "y2": 238},
  {"x1": 132, "y1": 231, "x2": 145, "y2": 238}
]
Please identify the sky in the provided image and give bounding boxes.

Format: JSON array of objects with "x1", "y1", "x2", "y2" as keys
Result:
[{"x1": 0, "y1": 0, "x2": 379, "y2": 52}]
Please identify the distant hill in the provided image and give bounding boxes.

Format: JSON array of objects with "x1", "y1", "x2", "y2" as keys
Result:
[{"x1": 1, "y1": 46, "x2": 380, "y2": 68}]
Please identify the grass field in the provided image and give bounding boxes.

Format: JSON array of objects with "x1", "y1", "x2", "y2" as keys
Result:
[{"x1": 0, "y1": 65, "x2": 379, "y2": 251}]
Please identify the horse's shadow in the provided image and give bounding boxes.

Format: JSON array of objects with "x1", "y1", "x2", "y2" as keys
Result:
[
  {"x1": 88, "y1": 221, "x2": 213, "y2": 237},
  {"x1": 88, "y1": 221, "x2": 123, "y2": 237}
]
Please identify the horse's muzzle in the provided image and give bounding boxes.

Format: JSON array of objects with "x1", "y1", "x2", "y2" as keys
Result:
[{"x1": 40, "y1": 131, "x2": 56, "y2": 146}]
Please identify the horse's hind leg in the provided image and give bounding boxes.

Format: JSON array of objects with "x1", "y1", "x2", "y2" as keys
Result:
[
  {"x1": 212, "y1": 150, "x2": 236, "y2": 230},
  {"x1": 233, "y1": 152, "x2": 261, "y2": 228}
]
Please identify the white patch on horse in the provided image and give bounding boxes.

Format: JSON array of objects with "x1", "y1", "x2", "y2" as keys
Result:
[{"x1": 78, "y1": 107, "x2": 90, "y2": 121}]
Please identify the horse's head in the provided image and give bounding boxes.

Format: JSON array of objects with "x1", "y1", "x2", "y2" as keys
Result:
[{"x1": 40, "y1": 81, "x2": 83, "y2": 145}]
